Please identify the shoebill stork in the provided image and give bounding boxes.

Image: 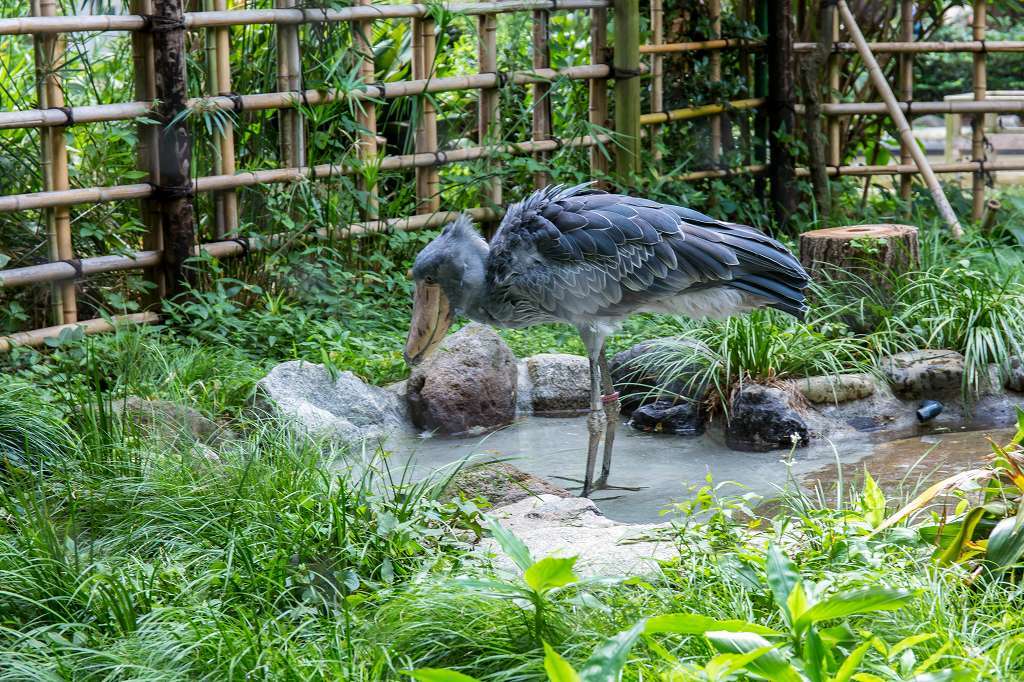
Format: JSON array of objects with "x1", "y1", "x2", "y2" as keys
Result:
[{"x1": 404, "y1": 183, "x2": 810, "y2": 497}]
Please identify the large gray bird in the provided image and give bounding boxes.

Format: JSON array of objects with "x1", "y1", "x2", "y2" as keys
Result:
[{"x1": 405, "y1": 183, "x2": 810, "y2": 497}]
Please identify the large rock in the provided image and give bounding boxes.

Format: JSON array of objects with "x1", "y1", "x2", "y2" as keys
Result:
[
  {"x1": 482, "y1": 494, "x2": 676, "y2": 577},
  {"x1": 610, "y1": 338, "x2": 707, "y2": 412},
  {"x1": 257, "y1": 361, "x2": 408, "y2": 444},
  {"x1": 1007, "y1": 357, "x2": 1024, "y2": 393},
  {"x1": 797, "y1": 374, "x2": 875, "y2": 405},
  {"x1": 882, "y1": 349, "x2": 965, "y2": 399},
  {"x1": 629, "y1": 399, "x2": 705, "y2": 436},
  {"x1": 519, "y1": 353, "x2": 589, "y2": 416},
  {"x1": 443, "y1": 462, "x2": 570, "y2": 508},
  {"x1": 725, "y1": 383, "x2": 809, "y2": 452},
  {"x1": 407, "y1": 323, "x2": 517, "y2": 434}
]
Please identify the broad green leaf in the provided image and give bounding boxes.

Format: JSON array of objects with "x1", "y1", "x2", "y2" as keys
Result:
[
  {"x1": 766, "y1": 544, "x2": 801, "y2": 625},
  {"x1": 405, "y1": 669, "x2": 482, "y2": 682},
  {"x1": 986, "y1": 515, "x2": 1024, "y2": 569},
  {"x1": 703, "y1": 648, "x2": 775, "y2": 680},
  {"x1": 937, "y1": 507, "x2": 985, "y2": 565},
  {"x1": 889, "y1": 633, "x2": 938, "y2": 659},
  {"x1": 543, "y1": 642, "x2": 580, "y2": 682},
  {"x1": 852, "y1": 674, "x2": 887, "y2": 682},
  {"x1": 525, "y1": 556, "x2": 579, "y2": 593},
  {"x1": 908, "y1": 672, "x2": 976, "y2": 682},
  {"x1": 862, "y1": 471, "x2": 887, "y2": 528},
  {"x1": 873, "y1": 470, "x2": 993, "y2": 535},
  {"x1": 834, "y1": 640, "x2": 873, "y2": 682},
  {"x1": 706, "y1": 631, "x2": 802, "y2": 682},
  {"x1": 795, "y1": 589, "x2": 913, "y2": 631},
  {"x1": 577, "y1": 619, "x2": 647, "y2": 682},
  {"x1": 453, "y1": 577, "x2": 529, "y2": 598},
  {"x1": 786, "y1": 581, "x2": 810, "y2": 627},
  {"x1": 914, "y1": 642, "x2": 951, "y2": 675},
  {"x1": 803, "y1": 627, "x2": 826, "y2": 682},
  {"x1": 644, "y1": 613, "x2": 779, "y2": 636},
  {"x1": 484, "y1": 516, "x2": 533, "y2": 572}
]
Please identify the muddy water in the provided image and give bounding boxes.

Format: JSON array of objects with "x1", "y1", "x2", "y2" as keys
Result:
[{"x1": 387, "y1": 417, "x2": 1013, "y2": 523}]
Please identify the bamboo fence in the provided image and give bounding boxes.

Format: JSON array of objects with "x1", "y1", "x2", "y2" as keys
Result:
[{"x1": 0, "y1": 0, "x2": 1018, "y2": 349}]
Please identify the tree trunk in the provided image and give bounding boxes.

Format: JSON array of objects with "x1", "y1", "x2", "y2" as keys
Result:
[
  {"x1": 798, "y1": 1, "x2": 832, "y2": 219},
  {"x1": 799, "y1": 224, "x2": 920, "y2": 284},
  {"x1": 767, "y1": 0, "x2": 797, "y2": 232}
]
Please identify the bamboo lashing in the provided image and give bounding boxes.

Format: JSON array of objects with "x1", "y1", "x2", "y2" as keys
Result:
[
  {"x1": 0, "y1": 313, "x2": 161, "y2": 353},
  {"x1": 709, "y1": 0, "x2": 722, "y2": 165},
  {"x1": 412, "y1": 16, "x2": 440, "y2": 213},
  {"x1": 213, "y1": 0, "x2": 237, "y2": 236},
  {"x1": 532, "y1": 7, "x2": 553, "y2": 188},
  {"x1": 837, "y1": 0, "x2": 962, "y2": 238},
  {"x1": 355, "y1": 0, "x2": 378, "y2": 220},
  {"x1": 0, "y1": 1, "x2": 612, "y2": 36},
  {"x1": 649, "y1": 0, "x2": 663, "y2": 158},
  {"x1": 971, "y1": 0, "x2": 987, "y2": 222},
  {"x1": 35, "y1": 0, "x2": 76, "y2": 324},
  {"x1": 898, "y1": 0, "x2": 913, "y2": 204},
  {"x1": 588, "y1": 3, "x2": 609, "y2": 179},
  {"x1": 130, "y1": 0, "x2": 164, "y2": 302},
  {"x1": 477, "y1": 12, "x2": 501, "y2": 220}
]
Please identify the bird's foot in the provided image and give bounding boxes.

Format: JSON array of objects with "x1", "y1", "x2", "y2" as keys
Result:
[{"x1": 551, "y1": 476, "x2": 647, "y2": 495}]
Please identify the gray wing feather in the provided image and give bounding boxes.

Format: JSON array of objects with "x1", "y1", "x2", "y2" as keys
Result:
[{"x1": 485, "y1": 184, "x2": 810, "y2": 324}]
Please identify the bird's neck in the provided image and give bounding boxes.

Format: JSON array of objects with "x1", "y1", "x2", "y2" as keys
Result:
[{"x1": 447, "y1": 240, "x2": 493, "y2": 324}]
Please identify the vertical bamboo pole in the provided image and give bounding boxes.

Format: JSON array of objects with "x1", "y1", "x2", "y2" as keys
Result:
[
  {"x1": 738, "y1": 0, "x2": 752, "y2": 161},
  {"x1": 753, "y1": 0, "x2": 769, "y2": 200},
  {"x1": 613, "y1": 0, "x2": 641, "y2": 186},
  {"x1": 412, "y1": 17, "x2": 440, "y2": 213},
  {"x1": 650, "y1": 0, "x2": 664, "y2": 159},
  {"x1": 971, "y1": 0, "x2": 987, "y2": 221},
  {"x1": 152, "y1": 0, "x2": 197, "y2": 297},
  {"x1": 898, "y1": 0, "x2": 914, "y2": 205},
  {"x1": 532, "y1": 9, "x2": 553, "y2": 188},
  {"x1": 276, "y1": 0, "x2": 304, "y2": 168},
  {"x1": 827, "y1": 7, "x2": 840, "y2": 167},
  {"x1": 214, "y1": 0, "x2": 237, "y2": 236},
  {"x1": 35, "y1": 0, "x2": 76, "y2": 324},
  {"x1": 478, "y1": 12, "x2": 501, "y2": 227},
  {"x1": 767, "y1": 0, "x2": 797, "y2": 230},
  {"x1": 355, "y1": 0, "x2": 378, "y2": 219},
  {"x1": 709, "y1": 0, "x2": 722, "y2": 164},
  {"x1": 131, "y1": 0, "x2": 164, "y2": 303},
  {"x1": 589, "y1": 4, "x2": 609, "y2": 180}
]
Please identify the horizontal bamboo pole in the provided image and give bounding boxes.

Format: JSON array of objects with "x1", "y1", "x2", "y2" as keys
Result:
[
  {"x1": 640, "y1": 38, "x2": 764, "y2": 54},
  {"x1": 0, "y1": 312, "x2": 160, "y2": 353},
  {"x1": 640, "y1": 98, "x2": 764, "y2": 125},
  {"x1": 678, "y1": 164, "x2": 767, "y2": 181},
  {"x1": 795, "y1": 159, "x2": 1024, "y2": 177},
  {"x1": 0, "y1": 0, "x2": 608, "y2": 35},
  {"x1": 0, "y1": 134, "x2": 609, "y2": 214},
  {"x1": 811, "y1": 100, "x2": 1024, "y2": 116},
  {"x1": 794, "y1": 40, "x2": 1024, "y2": 53},
  {"x1": 0, "y1": 64, "x2": 610, "y2": 131}
]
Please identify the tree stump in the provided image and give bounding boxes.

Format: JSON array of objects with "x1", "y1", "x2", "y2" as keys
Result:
[{"x1": 799, "y1": 224, "x2": 920, "y2": 284}]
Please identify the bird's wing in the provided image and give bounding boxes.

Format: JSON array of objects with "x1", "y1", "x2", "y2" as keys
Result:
[{"x1": 486, "y1": 184, "x2": 809, "y2": 320}]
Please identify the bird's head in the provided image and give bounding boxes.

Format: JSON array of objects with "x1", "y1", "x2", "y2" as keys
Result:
[{"x1": 404, "y1": 214, "x2": 489, "y2": 367}]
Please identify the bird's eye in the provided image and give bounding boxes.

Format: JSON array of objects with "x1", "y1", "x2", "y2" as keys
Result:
[{"x1": 423, "y1": 276, "x2": 436, "y2": 285}]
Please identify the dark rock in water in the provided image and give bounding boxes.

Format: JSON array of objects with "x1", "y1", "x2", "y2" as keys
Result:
[
  {"x1": 1007, "y1": 357, "x2": 1024, "y2": 393},
  {"x1": 725, "y1": 384, "x2": 809, "y2": 452},
  {"x1": 407, "y1": 323, "x2": 517, "y2": 435},
  {"x1": 442, "y1": 462, "x2": 570, "y2": 508},
  {"x1": 609, "y1": 338, "x2": 707, "y2": 413},
  {"x1": 882, "y1": 349, "x2": 965, "y2": 399},
  {"x1": 629, "y1": 399, "x2": 705, "y2": 436}
]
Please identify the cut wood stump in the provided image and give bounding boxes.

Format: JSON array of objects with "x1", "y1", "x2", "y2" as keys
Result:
[{"x1": 799, "y1": 224, "x2": 920, "y2": 284}]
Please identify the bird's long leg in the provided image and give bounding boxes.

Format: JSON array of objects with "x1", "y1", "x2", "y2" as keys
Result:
[
  {"x1": 593, "y1": 344, "x2": 645, "y2": 492},
  {"x1": 581, "y1": 351, "x2": 605, "y2": 498}
]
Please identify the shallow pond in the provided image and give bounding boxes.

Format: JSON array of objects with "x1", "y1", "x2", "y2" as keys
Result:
[{"x1": 388, "y1": 416, "x2": 1014, "y2": 523}]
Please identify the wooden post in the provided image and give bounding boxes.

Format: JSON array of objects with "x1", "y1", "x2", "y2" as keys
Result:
[
  {"x1": 131, "y1": 0, "x2": 165, "y2": 303},
  {"x1": 478, "y1": 12, "x2": 501, "y2": 229},
  {"x1": 34, "y1": 0, "x2": 76, "y2": 325},
  {"x1": 800, "y1": 224, "x2": 920, "y2": 285},
  {"x1": 276, "y1": 0, "x2": 304, "y2": 168},
  {"x1": 971, "y1": 0, "x2": 987, "y2": 222},
  {"x1": 355, "y1": 0, "x2": 379, "y2": 219},
  {"x1": 709, "y1": 0, "x2": 722, "y2": 164},
  {"x1": 827, "y1": 6, "x2": 840, "y2": 168},
  {"x1": 737, "y1": 0, "x2": 752, "y2": 161},
  {"x1": 613, "y1": 0, "x2": 641, "y2": 187},
  {"x1": 532, "y1": 8, "x2": 553, "y2": 188},
  {"x1": 898, "y1": 0, "x2": 914, "y2": 206},
  {"x1": 767, "y1": 0, "x2": 797, "y2": 230},
  {"x1": 836, "y1": 0, "x2": 962, "y2": 238},
  {"x1": 753, "y1": 0, "x2": 769, "y2": 201},
  {"x1": 152, "y1": 0, "x2": 197, "y2": 297},
  {"x1": 412, "y1": 17, "x2": 440, "y2": 213},
  {"x1": 650, "y1": 0, "x2": 664, "y2": 159},
  {"x1": 589, "y1": 4, "x2": 610, "y2": 179}
]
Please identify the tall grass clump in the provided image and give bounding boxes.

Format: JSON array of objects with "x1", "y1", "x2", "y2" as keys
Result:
[{"x1": 0, "y1": 379, "x2": 75, "y2": 470}]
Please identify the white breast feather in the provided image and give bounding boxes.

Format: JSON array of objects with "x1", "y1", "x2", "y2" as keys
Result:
[{"x1": 641, "y1": 288, "x2": 766, "y2": 320}]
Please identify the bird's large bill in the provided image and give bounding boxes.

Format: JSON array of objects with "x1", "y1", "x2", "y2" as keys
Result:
[{"x1": 404, "y1": 282, "x2": 454, "y2": 366}]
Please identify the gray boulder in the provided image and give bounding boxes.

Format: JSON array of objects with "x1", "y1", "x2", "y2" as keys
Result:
[
  {"x1": 119, "y1": 397, "x2": 236, "y2": 456},
  {"x1": 610, "y1": 337, "x2": 707, "y2": 412},
  {"x1": 257, "y1": 361, "x2": 408, "y2": 444},
  {"x1": 797, "y1": 374, "x2": 876, "y2": 404},
  {"x1": 725, "y1": 383, "x2": 809, "y2": 452},
  {"x1": 1006, "y1": 357, "x2": 1024, "y2": 393},
  {"x1": 443, "y1": 462, "x2": 570, "y2": 508},
  {"x1": 407, "y1": 323, "x2": 517, "y2": 434},
  {"x1": 520, "y1": 353, "x2": 590, "y2": 416},
  {"x1": 882, "y1": 349, "x2": 965, "y2": 399}
]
